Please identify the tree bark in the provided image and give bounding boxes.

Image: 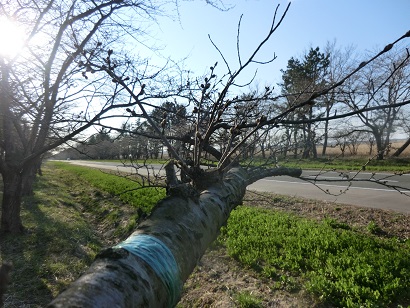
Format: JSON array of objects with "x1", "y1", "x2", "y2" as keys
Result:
[
  {"x1": 321, "y1": 105, "x2": 331, "y2": 156},
  {"x1": 48, "y1": 166, "x2": 301, "y2": 307},
  {"x1": 375, "y1": 133, "x2": 384, "y2": 160},
  {"x1": 391, "y1": 137, "x2": 410, "y2": 157},
  {"x1": 1, "y1": 169, "x2": 24, "y2": 233},
  {"x1": 293, "y1": 129, "x2": 298, "y2": 158},
  {"x1": 21, "y1": 157, "x2": 42, "y2": 196}
]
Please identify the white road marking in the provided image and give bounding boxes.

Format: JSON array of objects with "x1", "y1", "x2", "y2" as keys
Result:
[
  {"x1": 260, "y1": 178, "x2": 410, "y2": 193},
  {"x1": 303, "y1": 171, "x2": 410, "y2": 177},
  {"x1": 304, "y1": 175, "x2": 398, "y2": 182}
]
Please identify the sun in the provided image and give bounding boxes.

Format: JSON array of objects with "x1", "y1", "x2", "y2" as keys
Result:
[{"x1": 0, "y1": 17, "x2": 25, "y2": 58}]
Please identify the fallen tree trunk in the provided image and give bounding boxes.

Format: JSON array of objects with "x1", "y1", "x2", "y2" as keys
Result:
[
  {"x1": 391, "y1": 136, "x2": 410, "y2": 157},
  {"x1": 48, "y1": 166, "x2": 301, "y2": 307}
]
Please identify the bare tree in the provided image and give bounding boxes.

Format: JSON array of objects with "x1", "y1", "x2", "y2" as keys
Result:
[
  {"x1": 321, "y1": 41, "x2": 357, "y2": 156},
  {"x1": 48, "y1": 3, "x2": 410, "y2": 305},
  {"x1": 0, "y1": 0, "x2": 180, "y2": 233},
  {"x1": 392, "y1": 99, "x2": 410, "y2": 157},
  {"x1": 342, "y1": 47, "x2": 410, "y2": 160},
  {"x1": 332, "y1": 129, "x2": 367, "y2": 157}
]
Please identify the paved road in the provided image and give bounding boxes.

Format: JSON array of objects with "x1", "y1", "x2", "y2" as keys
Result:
[
  {"x1": 64, "y1": 160, "x2": 410, "y2": 214},
  {"x1": 248, "y1": 170, "x2": 410, "y2": 214},
  {"x1": 65, "y1": 160, "x2": 165, "y2": 174}
]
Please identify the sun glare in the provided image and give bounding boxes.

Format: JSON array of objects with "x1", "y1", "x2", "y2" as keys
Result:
[{"x1": 0, "y1": 17, "x2": 25, "y2": 58}]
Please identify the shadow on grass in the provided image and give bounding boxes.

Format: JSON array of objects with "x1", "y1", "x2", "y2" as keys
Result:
[{"x1": 0, "y1": 167, "x2": 103, "y2": 307}]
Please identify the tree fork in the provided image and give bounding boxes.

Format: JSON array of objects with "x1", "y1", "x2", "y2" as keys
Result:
[{"x1": 48, "y1": 166, "x2": 301, "y2": 307}]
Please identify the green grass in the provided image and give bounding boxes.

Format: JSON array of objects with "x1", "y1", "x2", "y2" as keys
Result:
[
  {"x1": 244, "y1": 156, "x2": 410, "y2": 172},
  {"x1": 70, "y1": 156, "x2": 410, "y2": 172},
  {"x1": 0, "y1": 162, "x2": 165, "y2": 306},
  {"x1": 2, "y1": 161, "x2": 409, "y2": 306},
  {"x1": 234, "y1": 291, "x2": 263, "y2": 308},
  {"x1": 279, "y1": 157, "x2": 410, "y2": 172},
  {"x1": 1, "y1": 166, "x2": 103, "y2": 306},
  {"x1": 50, "y1": 161, "x2": 165, "y2": 212},
  {"x1": 220, "y1": 206, "x2": 410, "y2": 308},
  {"x1": 92, "y1": 158, "x2": 169, "y2": 165}
]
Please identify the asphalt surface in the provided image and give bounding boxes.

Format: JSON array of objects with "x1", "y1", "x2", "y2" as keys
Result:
[
  {"x1": 64, "y1": 160, "x2": 410, "y2": 214},
  {"x1": 248, "y1": 170, "x2": 410, "y2": 214}
]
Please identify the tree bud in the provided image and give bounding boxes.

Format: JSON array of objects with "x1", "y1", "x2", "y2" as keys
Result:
[{"x1": 382, "y1": 44, "x2": 393, "y2": 53}]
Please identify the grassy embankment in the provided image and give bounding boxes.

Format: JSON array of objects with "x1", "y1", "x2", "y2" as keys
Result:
[
  {"x1": 0, "y1": 161, "x2": 165, "y2": 307},
  {"x1": 279, "y1": 157, "x2": 410, "y2": 172},
  {"x1": 0, "y1": 161, "x2": 409, "y2": 307}
]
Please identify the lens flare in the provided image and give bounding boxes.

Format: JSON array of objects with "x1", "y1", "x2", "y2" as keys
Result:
[{"x1": 0, "y1": 17, "x2": 25, "y2": 58}]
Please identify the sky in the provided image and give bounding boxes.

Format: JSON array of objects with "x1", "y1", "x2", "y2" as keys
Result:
[{"x1": 143, "y1": 0, "x2": 410, "y2": 87}]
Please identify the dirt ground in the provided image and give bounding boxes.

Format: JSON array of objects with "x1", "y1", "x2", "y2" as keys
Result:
[{"x1": 178, "y1": 190, "x2": 410, "y2": 307}]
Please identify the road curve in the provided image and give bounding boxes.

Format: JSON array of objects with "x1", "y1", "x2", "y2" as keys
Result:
[{"x1": 62, "y1": 161, "x2": 410, "y2": 214}]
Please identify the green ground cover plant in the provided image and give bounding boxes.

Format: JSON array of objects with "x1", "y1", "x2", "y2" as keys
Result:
[
  {"x1": 234, "y1": 291, "x2": 263, "y2": 308},
  {"x1": 220, "y1": 206, "x2": 410, "y2": 307},
  {"x1": 2, "y1": 162, "x2": 409, "y2": 306}
]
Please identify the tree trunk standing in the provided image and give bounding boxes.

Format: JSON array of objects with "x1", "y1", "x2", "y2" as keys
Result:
[
  {"x1": 322, "y1": 124, "x2": 329, "y2": 156},
  {"x1": 0, "y1": 59, "x2": 25, "y2": 233},
  {"x1": 309, "y1": 108, "x2": 318, "y2": 159},
  {"x1": 1, "y1": 169, "x2": 24, "y2": 233},
  {"x1": 293, "y1": 129, "x2": 298, "y2": 158},
  {"x1": 260, "y1": 143, "x2": 266, "y2": 159},
  {"x1": 368, "y1": 138, "x2": 375, "y2": 156},
  {"x1": 302, "y1": 107, "x2": 316, "y2": 159},
  {"x1": 384, "y1": 117, "x2": 394, "y2": 157},
  {"x1": 21, "y1": 157, "x2": 42, "y2": 196},
  {"x1": 321, "y1": 101, "x2": 332, "y2": 156},
  {"x1": 339, "y1": 141, "x2": 346, "y2": 157},
  {"x1": 302, "y1": 128, "x2": 314, "y2": 158},
  {"x1": 0, "y1": 59, "x2": 41, "y2": 232},
  {"x1": 374, "y1": 131, "x2": 385, "y2": 160},
  {"x1": 282, "y1": 128, "x2": 291, "y2": 158},
  {"x1": 48, "y1": 166, "x2": 302, "y2": 307},
  {"x1": 311, "y1": 130, "x2": 318, "y2": 159}
]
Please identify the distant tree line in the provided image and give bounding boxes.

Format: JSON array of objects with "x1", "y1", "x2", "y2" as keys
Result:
[{"x1": 54, "y1": 44, "x2": 410, "y2": 161}]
